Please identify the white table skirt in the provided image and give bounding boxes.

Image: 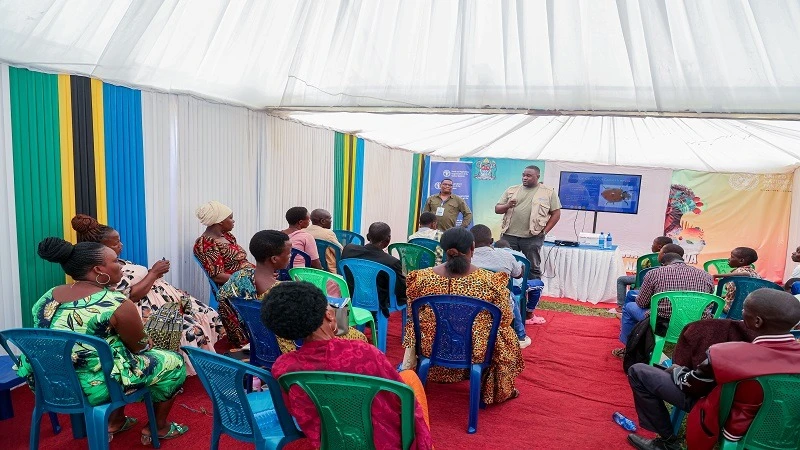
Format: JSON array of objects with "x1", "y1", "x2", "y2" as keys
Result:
[{"x1": 539, "y1": 244, "x2": 626, "y2": 304}]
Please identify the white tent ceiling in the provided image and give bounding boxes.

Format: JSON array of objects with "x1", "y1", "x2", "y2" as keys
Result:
[
  {"x1": 1, "y1": 0, "x2": 800, "y2": 113},
  {"x1": 282, "y1": 112, "x2": 800, "y2": 173},
  {"x1": 1, "y1": 0, "x2": 800, "y2": 172}
]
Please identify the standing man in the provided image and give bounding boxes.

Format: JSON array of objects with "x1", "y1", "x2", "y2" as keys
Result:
[
  {"x1": 423, "y1": 178, "x2": 472, "y2": 231},
  {"x1": 495, "y1": 165, "x2": 561, "y2": 280}
]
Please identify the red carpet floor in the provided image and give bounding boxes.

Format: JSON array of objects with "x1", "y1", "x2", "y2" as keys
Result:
[{"x1": 1, "y1": 309, "x2": 651, "y2": 449}]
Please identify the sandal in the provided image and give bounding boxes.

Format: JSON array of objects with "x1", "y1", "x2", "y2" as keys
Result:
[
  {"x1": 509, "y1": 388, "x2": 521, "y2": 400},
  {"x1": 108, "y1": 416, "x2": 138, "y2": 442},
  {"x1": 140, "y1": 422, "x2": 189, "y2": 446}
]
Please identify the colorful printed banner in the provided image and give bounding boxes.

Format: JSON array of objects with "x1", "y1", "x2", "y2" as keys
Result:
[
  {"x1": 665, "y1": 171, "x2": 792, "y2": 281},
  {"x1": 427, "y1": 161, "x2": 473, "y2": 226},
  {"x1": 462, "y1": 158, "x2": 546, "y2": 239}
]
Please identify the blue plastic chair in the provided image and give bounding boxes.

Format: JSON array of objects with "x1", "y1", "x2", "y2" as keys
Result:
[
  {"x1": 792, "y1": 281, "x2": 800, "y2": 295},
  {"x1": 0, "y1": 354, "x2": 60, "y2": 433},
  {"x1": 512, "y1": 254, "x2": 531, "y2": 313},
  {"x1": 333, "y1": 230, "x2": 365, "y2": 246},
  {"x1": 194, "y1": 253, "x2": 220, "y2": 309},
  {"x1": 338, "y1": 258, "x2": 407, "y2": 353},
  {"x1": 279, "y1": 248, "x2": 312, "y2": 281},
  {"x1": 229, "y1": 298, "x2": 284, "y2": 370},
  {"x1": 0, "y1": 328, "x2": 161, "y2": 450},
  {"x1": 791, "y1": 330, "x2": 800, "y2": 339},
  {"x1": 715, "y1": 277, "x2": 783, "y2": 320},
  {"x1": 411, "y1": 295, "x2": 502, "y2": 434},
  {"x1": 408, "y1": 238, "x2": 446, "y2": 262},
  {"x1": 315, "y1": 240, "x2": 341, "y2": 272},
  {"x1": 183, "y1": 347, "x2": 303, "y2": 450}
]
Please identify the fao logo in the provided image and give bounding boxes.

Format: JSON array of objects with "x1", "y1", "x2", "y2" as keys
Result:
[
  {"x1": 434, "y1": 182, "x2": 441, "y2": 189},
  {"x1": 442, "y1": 170, "x2": 451, "y2": 177}
]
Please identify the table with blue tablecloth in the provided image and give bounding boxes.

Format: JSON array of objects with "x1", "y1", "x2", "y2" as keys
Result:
[{"x1": 539, "y1": 242, "x2": 626, "y2": 304}]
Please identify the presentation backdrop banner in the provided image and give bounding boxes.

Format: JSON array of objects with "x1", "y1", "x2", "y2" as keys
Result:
[
  {"x1": 666, "y1": 170, "x2": 792, "y2": 281},
  {"x1": 543, "y1": 162, "x2": 673, "y2": 272},
  {"x1": 462, "y1": 157, "x2": 546, "y2": 238},
  {"x1": 427, "y1": 161, "x2": 473, "y2": 226}
]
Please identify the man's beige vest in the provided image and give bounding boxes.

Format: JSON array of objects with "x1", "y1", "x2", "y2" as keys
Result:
[{"x1": 500, "y1": 183, "x2": 555, "y2": 236}]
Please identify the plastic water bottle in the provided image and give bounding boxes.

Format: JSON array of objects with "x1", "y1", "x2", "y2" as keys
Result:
[
  {"x1": 612, "y1": 412, "x2": 637, "y2": 431},
  {"x1": 606, "y1": 233, "x2": 613, "y2": 249},
  {"x1": 598, "y1": 232, "x2": 606, "y2": 249}
]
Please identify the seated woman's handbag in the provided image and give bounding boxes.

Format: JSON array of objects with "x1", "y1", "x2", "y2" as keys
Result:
[
  {"x1": 327, "y1": 297, "x2": 351, "y2": 337},
  {"x1": 143, "y1": 296, "x2": 188, "y2": 352}
]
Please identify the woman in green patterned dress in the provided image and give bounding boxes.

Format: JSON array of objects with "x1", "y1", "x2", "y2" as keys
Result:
[{"x1": 18, "y1": 237, "x2": 189, "y2": 444}]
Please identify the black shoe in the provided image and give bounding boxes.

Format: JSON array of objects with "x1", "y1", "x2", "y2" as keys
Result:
[{"x1": 627, "y1": 434, "x2": 680, "y2": 450}]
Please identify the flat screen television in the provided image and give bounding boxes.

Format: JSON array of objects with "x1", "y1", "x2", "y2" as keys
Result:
[{"x1": 558, "y1": 171, "x2": 642, "y2": 215}]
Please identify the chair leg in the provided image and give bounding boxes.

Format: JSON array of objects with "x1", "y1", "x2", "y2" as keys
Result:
[
  {"x1": 71, "y1": 413, "x2": 87, "y2": 439},
  {"x1": 210, "y1": 422, "x2": 221, "y2": 450},
  {"x1": 400, "y1": 310, "x2": 407, "y2": 342},
  {"x1": 670, "y1": 408, "x2": 686, "y2": 436},
  {"x1": 377, "y1": 315, "x2": 388, "y2": 353},
  {"x1": 467, "y1": 365, "x2": 482, "y2": 434},
  {"x1": 48, "y1": 412, "x2": 61, "y2": 434},
  {"x1": 417, "y1": 359, "x2": 430, "y2": 387},
  {"x1": 29, "y1": 406, "x2": 44, "y2": 450},
  {"x1": 367, "y1": 317, "x2": 377, "y2": 346},
  {"x1": 85, "y1": 407, "x2": 110, "y2": 450},
  {"x1": 649, "y1": 337, "x2": 666, "y2": 365},
  {"x1": 0, "y1": 389, "x2": 13, "y2": 420},
  {"x1": 143, "y1": 392, "x2": 161, "y2": 449}
]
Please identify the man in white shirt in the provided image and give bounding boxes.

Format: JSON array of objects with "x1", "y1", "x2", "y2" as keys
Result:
[
  {"x1": 408, "y1": 212, "x2": 442, "y2": 241},
  {"x1": 470, "y1": 224, "x2": 530, "y2": 349}
]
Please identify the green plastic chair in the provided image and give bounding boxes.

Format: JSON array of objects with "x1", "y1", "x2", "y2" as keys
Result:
[
  {"x1": 704, "y1": 258, "x2": 755, "y2": 275},
  {"x1": 388, "y1": 243, "x2": 436, "y2": 275},
  {"x1": 648, "y1": 291, "x2": 725, "y2": 365},
  {"x1": 636, "y1": 253, "x2": 660, "y2": 272},
  {"x1": 288, "y1": 267, "x2": 377, "y2": 345},
  {"x1": 718, "y1": 374, "x2": 800, "y2": 449},
  {"x1": 278, "y1": 371, "x2": 416, "y2": 450}
]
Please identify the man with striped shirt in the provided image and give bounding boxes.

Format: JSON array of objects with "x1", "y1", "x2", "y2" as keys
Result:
[{"x1": 613, "y1": 244, "x2": 713, "y2": 357}]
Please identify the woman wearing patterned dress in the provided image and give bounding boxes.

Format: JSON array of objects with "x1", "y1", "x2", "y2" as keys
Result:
[
  {"x1": 71, "y1": 214, "x2": 221, "y2": 376},
  {"x1": 218, "y1": 230, "x2": 367, "y2": 350},
  {"x1": 402, "y1": 227, "x2": 524, "y2": 405},
  {"x1": 193, "y1": 200, "x2": 254, "y2": 285},
  {"x1": 18, "y1": 237, "x2": 188, "y2": 444}
]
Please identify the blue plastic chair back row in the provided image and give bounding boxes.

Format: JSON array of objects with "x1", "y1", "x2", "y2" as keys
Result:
[
  {"x1": 0, "y1": 328, "x2": 161, "y2": 450},
  {"x1": 278, "y1": 248, "x2": 312, "y2": 281},
  {"x1": 714, "y1": 276, "x2": 783, "y2": 320},
  {"x1": 316, "y1": 240, "x2": 342, "y2": 272},
  {"x1": 333, "y1": 230, "x2": 365, "y2": 246},
  {"x1": 183, "y1": 347, "x2": 302, "y2": 449},
  {"x1": 229, "y1": 298, "x2": 284, "y2": 370},
  {"x1": 194, "y1": 253, "x2": 221, "y2": 309}
]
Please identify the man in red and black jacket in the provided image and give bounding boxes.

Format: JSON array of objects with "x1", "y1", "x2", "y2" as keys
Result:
[{"x1": 625, "y1": 288, "x2": 800, "y2": 450}]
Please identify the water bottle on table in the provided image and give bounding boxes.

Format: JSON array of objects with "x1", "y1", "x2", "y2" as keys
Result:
[
  {"x1": 598, "y1": 232, "x2": 606, "y2": 248},
  {"x1": 612, "y1": 412, "x2": 637, "y2": 431},
  {"x1": 606, "y1": 233, "x2": 613, "y2": 249}
]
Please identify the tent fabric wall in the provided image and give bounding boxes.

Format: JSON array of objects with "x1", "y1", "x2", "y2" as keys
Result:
[
  {"x1": 0, "y1": 64, "x2": 22, "y2": 330},
  {"x1": 785, "y1": 168, "x2": 800, "y2": 281},
  {"x1": 360, "y1": 141, "x2": 413, "y2": 244}
]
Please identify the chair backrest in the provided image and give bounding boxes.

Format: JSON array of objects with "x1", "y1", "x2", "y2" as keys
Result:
[
  {"x1": 183, "y1": 347, "x2": 302, "y2": 444},
  {"x1": 0, "y1": 328, "x2": 123, "y2": 411},
  {"x1": 388, "y1": 243, "x2": 436, "y2": 275},
  {"x1": 289, "y1": 267, "x2": 351, "y2": 298},
  {"x1": 636, "y1": 253, "x2": 660, "y2": 273},
  {"x1": 194, "y1": 254, "x2": 220, "y2": 295},
  {"x1": 407, "y1": 238, "x2": 444, "y2": 261},
  {"x1": 338, "y1": 259, "x2": 399, "y2": 312},
  {"x1": 649, "y1": 291, "x2": 725, "y2": 343},
  {"x1": 411, "y1": 295, "x2": 502, "y2": 369},
  {"x1": 333, "y1": 230, "x2": 365, "y2": 247},
  {"x1": 316, "y1": 240, "x2": 342, "y2": 272},
  {"x1": 703, "y1": 258, "x2": 755, "y2": 275},
  {"x1": 791, "y1": 281, "x2": 800, "y2": 296},
  {"x1": 719, "y1": 373, "x2": 800, "y2": 450},
  {"x1": 512, "y1": 254, "x2": 531, "y2": 296},
  {"x1": 278, "y1": 371, "x2": 416, "y2": 450},
  {"x1": 289, "y1": 248, "x2": 312, "y2": 268},
  {"x1": 229, "y1": 298, "x2": 283, "y2": 370},
  {"x1": 715, "y1": 277, "x2": 783, "y2": 320},
  {"x1": 634, "y1": 266, "x2": 657, "y2": 289}
]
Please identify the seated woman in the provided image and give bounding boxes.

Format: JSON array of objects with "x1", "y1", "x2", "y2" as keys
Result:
[
  {"x1": 193, "y1": 200, "x2": 254, "y2": 286},
  {"x1": 402, "y1": 227, "x2": 524, "y2": 405},
  {"x1": 19, "y1": 237, "x2": 187, "y2": 444},
  {"x1": 263, "y1": 282, "x2": 433, "y2": 450},
  {"x1": 218, "y1": 230, "x2": 366, "y2": 350},
  {"x1": 71, "y1": 214, "x2": 221, "y2": 375}
]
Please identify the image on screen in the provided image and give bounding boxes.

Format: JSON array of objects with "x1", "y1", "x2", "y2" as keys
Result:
[{"x1": 558, "y1": 171, "x2": 642, "y2": 215}]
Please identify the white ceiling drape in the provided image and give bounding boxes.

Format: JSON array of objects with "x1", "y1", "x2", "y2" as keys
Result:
[{"x1": 1, "y1": 0, "x2": 799, "y2": 113}]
